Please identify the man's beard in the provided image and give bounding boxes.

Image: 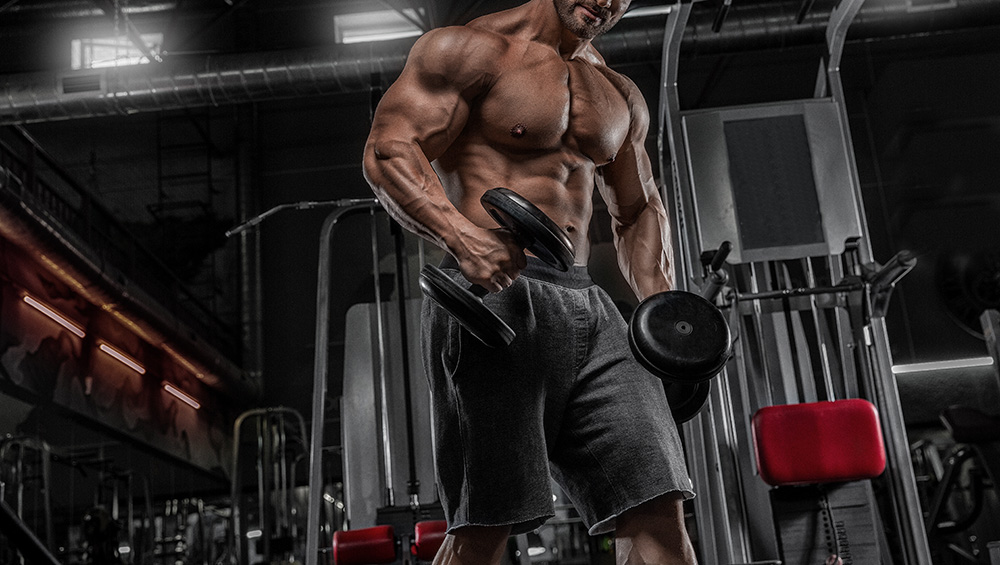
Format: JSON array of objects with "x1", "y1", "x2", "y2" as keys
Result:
[{"x1": 554, "y1": 0, "x2": 618, "y2": 39}]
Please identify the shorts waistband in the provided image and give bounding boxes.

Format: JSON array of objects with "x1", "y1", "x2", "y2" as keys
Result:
[{"x1": 439, "y1": 255, "x2": 594, "y2": 289}]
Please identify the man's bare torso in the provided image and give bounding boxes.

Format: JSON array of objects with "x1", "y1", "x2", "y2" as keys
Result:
[{"x1": 433, "y1": 7, "x2": 636, "y2": 264}]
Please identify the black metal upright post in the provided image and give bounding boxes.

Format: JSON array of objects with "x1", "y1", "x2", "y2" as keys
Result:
[{"x1": 390, "y1": 221, "x2": 421, "y2": 509}]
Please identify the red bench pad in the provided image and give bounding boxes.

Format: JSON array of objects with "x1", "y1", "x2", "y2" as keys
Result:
[
  {"x1": 332, "y1": 525, "x2": 396, "y2": 564},
  {"x1": 752, "y1": 399, "x2": 886, "y2": 486},
  {"x1": 411, "y1": 520, "x2": 447, "y2": 561}
]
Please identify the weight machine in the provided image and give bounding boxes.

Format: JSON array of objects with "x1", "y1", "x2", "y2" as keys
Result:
[
  {"x1": 227, "y1": 197, "x2": 386, "y2": 565},
  {"x1": 0, "y1": 436, "x2": 55, "y2": 562},
  {"x1": 657, "y1": 0, "x2": 933, "y2": 562},
  {"x1": 228, "y1": 406, "x2": 310, "y2": 564}
]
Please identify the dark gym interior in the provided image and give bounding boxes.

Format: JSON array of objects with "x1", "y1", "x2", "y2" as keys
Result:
[{"x1": 0, "y1": 0, "x2": 999, "y2": 563}]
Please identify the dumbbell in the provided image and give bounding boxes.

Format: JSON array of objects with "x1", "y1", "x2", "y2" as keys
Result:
[
  {"x1": 629, "y1": 243, "x2": 734, "y2": 423},
  {"x1": 419, "y1": 187, "x2": 575, "y2": 348},
  {"x1": 663, "y1": 380, "x2": 712, "y2": 425}
]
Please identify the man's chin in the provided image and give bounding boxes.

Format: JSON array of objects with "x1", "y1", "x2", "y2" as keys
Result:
[
  {"x1": 555, "y1": 1, "x2": 614, "y2": 40},
  {"x1": 566, "y1": 19, "x2": 603, "y2": 39}
]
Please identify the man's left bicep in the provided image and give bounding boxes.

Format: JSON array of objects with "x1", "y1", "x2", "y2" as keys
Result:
[{"x1": 597, "y1": 134, "x2": 661, "y2": 228}]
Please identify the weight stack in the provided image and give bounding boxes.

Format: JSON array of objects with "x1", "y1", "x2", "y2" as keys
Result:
[
  {"x1": 770, "y1": 481, "x2": 883, "y2": 565},
  {"x1": 342, "y1": 299, "x2": 439, "y2": 529}
]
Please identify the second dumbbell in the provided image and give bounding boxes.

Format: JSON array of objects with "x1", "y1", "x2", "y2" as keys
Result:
[{"x1": 419, "y1": 187, "x2": 575, "y2": 348}]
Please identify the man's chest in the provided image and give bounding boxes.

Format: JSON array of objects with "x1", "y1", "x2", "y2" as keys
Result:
[{"x1": 474, "y1": 57, "x2": 632, "y2": 165}]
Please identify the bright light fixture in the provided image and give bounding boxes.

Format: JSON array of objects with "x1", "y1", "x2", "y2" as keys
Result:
[
  {"x1": 891, "y1": 356, "x2": 994, "y2": 374},
  {"x1": 22, "y1": 295, "x2": 85, "y2": 338},
  {"x1": 246, "y1": 529, "x2": 263, "y2": 539},
  {"x1": 71, "y1": 33, "x2": 163, "y2": 70},
  {"x1": 163, "y1": 383, "x2": 201, "y2": 409},
  {"x1": 334, "y1": 9, "x2": 424, "y2": 44},
  {"x1": 99, "y1": 343, "x2": 146, "y2": 374}
]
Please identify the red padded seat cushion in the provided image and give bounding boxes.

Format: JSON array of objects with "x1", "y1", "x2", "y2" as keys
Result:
[
  {"x1": 332, "y1": 525, "x2": 396, "y2": 564},
  {"x1": 752, "y1": 399, "x2": 886, "y2": 486},
  {"x1": 411, "y1": 520, "x2": 448, "y2": 561}
]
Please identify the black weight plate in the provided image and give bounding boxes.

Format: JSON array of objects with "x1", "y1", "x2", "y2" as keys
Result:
[
  {"x1": 664, "y1": 381, "x2": 710, "y2": 424},
  {"x1": 481, "y1": 187, "x2": 575, "y2": 272},
  {"x1": 629, "y1": 290, "x2": 731, "y2": 383},
  {"x1": 419, "y1": 264, "x2": 515, "y2": 348}
]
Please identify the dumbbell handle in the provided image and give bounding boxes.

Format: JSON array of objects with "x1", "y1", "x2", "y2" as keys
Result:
[{"x1": 869, "y1": 249, "x2": 916, "y2": 290}]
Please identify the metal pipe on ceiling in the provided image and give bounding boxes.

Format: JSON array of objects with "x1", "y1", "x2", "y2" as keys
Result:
[
  {"x1": 0, "y1": 0, "x2": 997, "y2": 124},
  {"x1": 603, "y1": 0, "x2": 999, "y2": 63},
  {"x1": 0, "y1": 0, "x2": 177, "y2": 18},
  {"x1": 1, "y1": 40, "x2": 410, "y2": 124}
]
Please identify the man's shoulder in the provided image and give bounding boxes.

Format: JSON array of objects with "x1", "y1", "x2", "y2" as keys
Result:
[
  {"x1": 413, "y1": 24, "x2": 510, "y2": 60},
  {"x1": 404, "y1": 25, "x2": 511, "y2": 89}
]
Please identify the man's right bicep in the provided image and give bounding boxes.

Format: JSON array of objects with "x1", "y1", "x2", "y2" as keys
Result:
[
  {"x1": 370, "y1": 27, "x2": 492, "y2": 157},
  {"x1": 370, "y1": 76, "x2": 470, "y2": 162}
]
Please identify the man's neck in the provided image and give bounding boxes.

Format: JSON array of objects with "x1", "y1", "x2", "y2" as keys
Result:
[{"x1": 522, "y1": 0, "x2": 595, "y2": 59}]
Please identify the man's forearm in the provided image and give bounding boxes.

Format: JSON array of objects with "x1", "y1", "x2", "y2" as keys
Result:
[{"x1": 363, "y1": 138, "x2": 478, "y2": 259}]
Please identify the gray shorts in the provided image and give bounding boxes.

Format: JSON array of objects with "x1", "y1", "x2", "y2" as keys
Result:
[{"x1": 421, "y1": 257, "x2": 694, "y2": 536}]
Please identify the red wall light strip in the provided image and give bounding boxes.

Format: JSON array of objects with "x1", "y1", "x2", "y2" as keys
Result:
[
  {"x1": 99, "y1": 343, "x2": 146, "y2": 374},
  {"x1": 163, "y1": 383, "x2": 201, "y2": 409},
  {"x1": 22, "y1": 295, "x2": 85, "y2": 338}
]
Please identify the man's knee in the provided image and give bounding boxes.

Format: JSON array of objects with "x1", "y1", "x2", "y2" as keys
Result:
[
  {"x1": 432, "y1": 524, "x2": 511, "y2": 565},
  {"x1": 618, "y1": 492, "x2": 687, "y2": 532},
  {"x1": 616, "y1": 492, "x2": 697, "y2": 564}
]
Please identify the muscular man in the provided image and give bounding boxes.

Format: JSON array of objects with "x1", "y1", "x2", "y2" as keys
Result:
[{"x1": 363, "y1": 0, "x2": 697, "y2": 563}]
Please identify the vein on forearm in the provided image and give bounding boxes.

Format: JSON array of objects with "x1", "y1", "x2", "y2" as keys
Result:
[{"x1": 365, "y1": 138, "x2": 467, "y2": 251}]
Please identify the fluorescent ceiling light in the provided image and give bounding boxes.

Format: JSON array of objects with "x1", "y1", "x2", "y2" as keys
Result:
[
  {"x1": 71, "y1": 33, "x2": 163, "y2": 70},
  {"x1": 891, "y1": 356, "x2": 994, "y2": 374},
  {"x1": 23, "y1": 295, "x2": 85, "y2": 338},
  {"x1": 99, "y1": 343, "x2": 146, "y2": 374},
  {"x1": 164, "y1": 383, "x2": 201, "y2": 409},
  {"x1": 334, "y1": 9, "x2": 424, "y2": 44}
]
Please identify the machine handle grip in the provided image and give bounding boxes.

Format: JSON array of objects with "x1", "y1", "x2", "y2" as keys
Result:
[
  {"x1": 870, "y1": 250, "x2": 916, "y2": 290},
  {"x1": 709, "y1": 241, "x2": 732, "y2": 273},
  {"x1": 700, "y1": 241, "x2": 732, "y2": 302}
]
